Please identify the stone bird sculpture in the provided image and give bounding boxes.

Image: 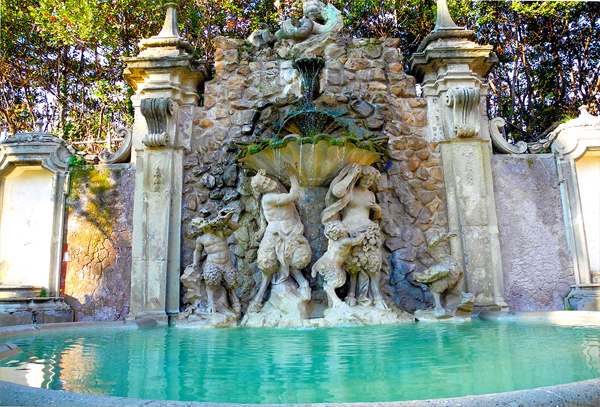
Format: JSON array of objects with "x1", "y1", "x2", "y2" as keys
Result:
[{"x1": 412, "y1": 232, "x2": 463, "y2": 317}]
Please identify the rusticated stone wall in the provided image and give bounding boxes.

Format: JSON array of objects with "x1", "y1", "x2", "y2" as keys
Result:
[
  {"x1": 491, "y1": 154, "x2": 574, "y2": 310},
  {"x1": 180, "y1": 36, "x2": 447, "y2": 313},
  {"x1": 64, "y1": 165, "x2": 134, "y2": 321}
]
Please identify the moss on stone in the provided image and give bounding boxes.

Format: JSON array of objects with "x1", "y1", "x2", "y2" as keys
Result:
[{"x1": 68, "y1": 168, "x2": 115, "y2": 234}]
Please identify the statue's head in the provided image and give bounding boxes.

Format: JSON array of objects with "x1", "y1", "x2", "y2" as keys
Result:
[
  {"x1": 303, "y1": 0, "x2": 324, "y2": 21},
  {"x1": 358, "y1": 165, "x2": 381, "y2": 188},
  {"x1": 251, "y1": 169, "x2": 280, "y2": 193},
  {"x1": 189, "y1": 217, "x2": 211, "y2": 236},
  {"x1": 324, "y1": 221, "x2": 348, "y2": 241}
]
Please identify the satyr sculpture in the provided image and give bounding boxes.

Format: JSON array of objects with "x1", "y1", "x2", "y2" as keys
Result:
[
  {"x1": 322, "y1": 164, "x2": 387, "y2": 309},
  {"x1": 312, "y1": 221, "x2": 363, "y2": 308},
  {"x1": 181, "y1": 208, "x2": 241, "y2": 314},
  {"x1": 248, "y1": 167, "x2": 312, "y2": 312},
  {"x1": 412, "y1": 232, "x2": 470, "y2": 318}
]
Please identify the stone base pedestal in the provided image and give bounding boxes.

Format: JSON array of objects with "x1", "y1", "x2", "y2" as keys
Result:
[
  {"x1": 241, "y1": 280, "x2": 310, "y2": 327},
  {"x1": 414, "y1": 292, "x2": 474, "y2": 322},
  {"x1": 565, "y1": 284, "x2": 600, "y2": 311},
  {"x1": 0, "y1": 297, "x2": 73, "y2": 326},
  {"x1": 317, "y1": 304, "x2": 415, "y2": 326},
  {"x1": 177, "y1": 302, "x2": 240, "y2": 328}
]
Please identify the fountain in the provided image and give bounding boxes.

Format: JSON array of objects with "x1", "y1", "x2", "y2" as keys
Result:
[{"x1": 1, "y1": 2, "x2": 599, "y2": 406}]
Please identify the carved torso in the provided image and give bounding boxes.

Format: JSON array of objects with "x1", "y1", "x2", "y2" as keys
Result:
[
  {"x1": 198, "y1": 231, "x2": 233, "y2": 266},
  {"x1": 261, "y1": 193, "x2": 303, "y2": 235},
  {"x1": 341, "y1": 187, "x2": 381, "y2": 233}
]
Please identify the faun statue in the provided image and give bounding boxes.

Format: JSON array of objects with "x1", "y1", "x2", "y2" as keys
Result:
[
  {"x1": 322, "y1": 164, "x2": 387, "y2": 309},
  {"x1": 412, "y1": 232, "x2": 464, "y2": 317},
  {"x1": 248, "y1": 166, "x2": 312, "y2": 312},
  {"x1": 181, "y1": 208, "x2": 241, "y2": 314}
]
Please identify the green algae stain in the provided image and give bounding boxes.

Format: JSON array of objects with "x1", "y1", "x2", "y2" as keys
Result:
[{"x1": 68, "y1": 168, "x2": 115, "y2": 236}]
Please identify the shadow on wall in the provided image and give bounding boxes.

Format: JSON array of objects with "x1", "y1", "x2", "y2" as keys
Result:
[{"x1": 63, "y1": 166, "x2": 135, "y2": 321}]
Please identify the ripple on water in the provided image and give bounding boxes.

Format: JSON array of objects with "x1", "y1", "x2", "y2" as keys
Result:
[{"x1": 1, "y1": 321, "x2": 599, "y2": 404}]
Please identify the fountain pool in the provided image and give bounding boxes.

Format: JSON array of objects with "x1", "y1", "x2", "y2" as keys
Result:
[{"x1": 1, "y1": 318, "x2": 599, "y2": 405}]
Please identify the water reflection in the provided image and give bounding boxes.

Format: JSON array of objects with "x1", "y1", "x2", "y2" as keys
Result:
[{"x1": 1, "y1": 321, "x2": 599, "y2": 404}]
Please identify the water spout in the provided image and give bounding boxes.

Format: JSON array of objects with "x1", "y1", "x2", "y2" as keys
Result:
[{"x1": 293, "y1": 57, "x2": 325, "y2": 107}]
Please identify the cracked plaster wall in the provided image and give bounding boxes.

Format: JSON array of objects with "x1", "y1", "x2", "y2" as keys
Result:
[
  {"x1": 64, "y1": 166, "x2": 134, "y2": 321},
  {"x1": 491, "y1": 155, "x2": 574, "y2": 311}
]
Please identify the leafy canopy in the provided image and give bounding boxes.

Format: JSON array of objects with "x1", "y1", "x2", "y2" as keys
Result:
[{"x1": 1, "y1": 0, "x2": 598, "y2": 147}]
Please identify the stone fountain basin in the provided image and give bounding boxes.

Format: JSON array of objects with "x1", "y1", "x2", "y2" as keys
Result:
[
  {"x1": 1, "y1": 312, "x2": 599, "y2": 407},
  {"x1": 238, "y1": 135, "x2": 381, "y2": 187}
]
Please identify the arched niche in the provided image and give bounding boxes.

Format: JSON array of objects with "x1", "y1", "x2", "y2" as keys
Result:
[
  {"x1": 0, "y1": 126, "x2": 71, "y2": 297},
  {"x1": 551, "y1": 106, "x2": 600, "y2": 310}
]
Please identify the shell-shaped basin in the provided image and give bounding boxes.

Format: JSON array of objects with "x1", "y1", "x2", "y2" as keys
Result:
[{"x1": 238, "y1": 135, "x2": 381, "y2": 187}]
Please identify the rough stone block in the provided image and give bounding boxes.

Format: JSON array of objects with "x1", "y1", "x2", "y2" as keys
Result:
[
  {"x1": 367, "y1": 82, "x2": 387, "y2": 92},
  {"x1": 372, "y1": 68, "x2": 386, "y2": 82},
  {"x1": 345, "y1": 58, "x2": 370, "y2": 71},
  {"x1": 214, "y1": 37, "x2": 242, "y2": 50}
]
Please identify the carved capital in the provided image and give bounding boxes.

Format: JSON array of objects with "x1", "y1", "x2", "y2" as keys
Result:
[
  {"x1": 140, "y1": 97, "x2": 175, "y2": 148},
  {"x1": 444, "y1": 87, "x2": 480, "y2": 138}
]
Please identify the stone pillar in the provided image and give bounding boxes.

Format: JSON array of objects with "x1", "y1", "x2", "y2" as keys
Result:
[
  {"x1": 409, "y1": 0, "x2": 507, "y2": 309},
  {"x1": 124, "y1": 4, "x2": 207, "y2": 319}
]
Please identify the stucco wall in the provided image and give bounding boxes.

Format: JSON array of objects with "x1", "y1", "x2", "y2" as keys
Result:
[
  {"x1": 64, "y1": 165, "x2": 134, "y2": 321},
  {"x1": 491, "y1": 154, "x2": 574, "y2": 311}
]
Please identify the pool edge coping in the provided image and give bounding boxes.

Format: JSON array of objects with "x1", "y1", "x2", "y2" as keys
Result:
[{"x1": 2, "y1": 378, "x2": 599, "y2": 407}]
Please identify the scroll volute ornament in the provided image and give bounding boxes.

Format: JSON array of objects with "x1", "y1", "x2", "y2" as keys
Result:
[
  {"x1": 444, "y1": 87, "x2": 480, "y2": 138},
  {"x1": 141, "y1": 97, "x2": 175, "y2": 147}
]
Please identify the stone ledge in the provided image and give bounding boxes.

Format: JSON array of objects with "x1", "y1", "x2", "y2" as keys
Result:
[
  {"x1": 479, "y1": 310, "x2": 600, "y2": 326},
  {"x1": 1, "y1": 378, "x2": 598, "y2": 407}
]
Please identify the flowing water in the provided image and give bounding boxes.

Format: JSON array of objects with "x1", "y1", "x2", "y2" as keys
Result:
[{"x1": 1, "y1": 320, "x2": 599, "y2": 404}]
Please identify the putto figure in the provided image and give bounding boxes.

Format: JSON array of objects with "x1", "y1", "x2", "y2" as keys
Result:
[
  {"x1": 248, "y1": 166, "x2": 312, "y2": 311},
  {"x1": 183, "y1": 208, "x2": 241, "y2": 314},
  {"x1": 312, "y1": 221, "x2": 363, "y2": 308}
]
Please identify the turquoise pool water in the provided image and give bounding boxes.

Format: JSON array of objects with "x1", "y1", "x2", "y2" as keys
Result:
[{"x1": 1, "y1": 320, "x2": 599, "y2": 404}]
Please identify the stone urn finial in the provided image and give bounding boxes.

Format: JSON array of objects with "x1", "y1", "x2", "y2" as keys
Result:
[
  {"x1": 579, "y1": 105, "x2": 590, "y2": 117},
  {"x1": 157, "y1": 3, "x2": 180, "y2": 38},
  {"x1": 34, "y1": 120, "x2": 44, "y2": 133},
  {"x1": 434, "y1": 0, "x2": 459, "y2": 30},
  {"x1": 136, "y1": 1, "x2": 194, "y2": 56}
]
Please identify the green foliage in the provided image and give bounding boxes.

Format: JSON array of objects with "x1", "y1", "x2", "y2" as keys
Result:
[
  {"x1": 449, "y1": 0, "x2": 600, "y2": 142},
  {"x1": 1, "y1": 0, "x2": 598, "y2": 145},
  {"x1": 67, "y1": 154, "x2": 87, "y2": 168}
]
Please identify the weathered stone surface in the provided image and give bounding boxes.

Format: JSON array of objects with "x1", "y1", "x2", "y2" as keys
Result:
[
  {"x1": 181, "y1": 34, "x2": 440, "y2": 318},
  {"x1": 320, "y1": 304, "x2": 414, "y2": 326},
  {"x1": 64, "y1": 167, "x2": 134, "y2": 321},
  {"x1": 241, "y1": 280, "x2": 310, "y2": 327}
]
